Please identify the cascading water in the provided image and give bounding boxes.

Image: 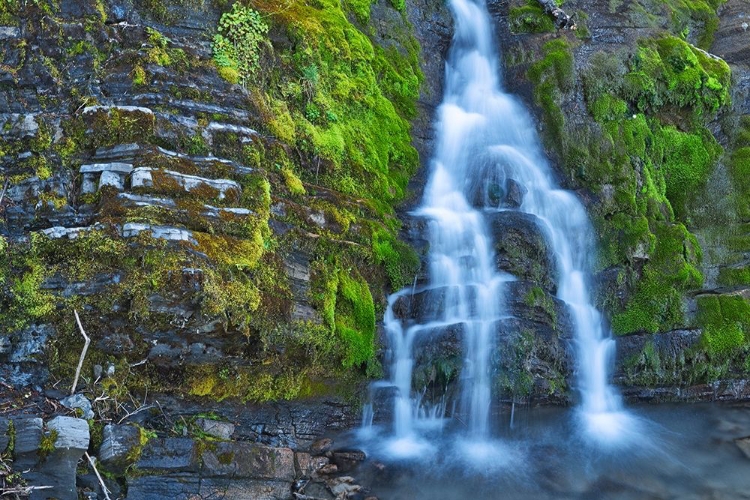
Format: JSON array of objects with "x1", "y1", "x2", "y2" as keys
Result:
[{"x1": 364, "y1": 0, "x2": 635, "y2": 455}]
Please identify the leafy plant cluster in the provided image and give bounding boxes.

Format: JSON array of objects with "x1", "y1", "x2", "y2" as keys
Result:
[{"x1": 212, "y1": 3, "x2": 269, "y2": 87}]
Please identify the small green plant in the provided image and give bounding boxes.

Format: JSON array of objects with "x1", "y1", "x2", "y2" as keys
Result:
[
  {"x1": 212, "y1": 4, "x2": 269, "y2": 87},
  {"x1": 38, "y1": 429, "x2": 58, "y2": 460}
]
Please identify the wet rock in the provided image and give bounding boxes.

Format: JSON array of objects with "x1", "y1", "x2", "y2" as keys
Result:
[
  {"x1": 295, "y1": 452, "x2": 329, "y2": 478},
  {"x1": 735, "y1": 436, "x2": 750, "y2": 459},
  {"x1": 121, "y1": 223, "x2": 197, "y2": 244},
  {"x1": 330, "y1": 449, "x2": 366, "y2": 473},
  {"x1": 504, "y1": 178, "x2": 528, "y2": 208},
  {"x1": 24, "y1": 417, "x2": 89, "y2": 500},
  {"x1": 137, "y1": 437, "x2": 199, "y2": 472},
  {"x1": 310, "y1": 437, "x2": 333, "y2": 455},
  {"x1": 80, "y1": 163, "x2": 133, "y2": 193},
  {"x1": 326, "y1": 476, "x2": 361, "y2": 497},
  {"x1": 60, "y1": 393, "x2": 94, "y2": 420},
  {"x1": 8, "y1": 324, "x2": 53, "y2": 363},
  {"x1": 487, "y1": 211, "x2": 557, "y2": 293},
  {"x1": 200, "y1": 442, "x2": 295, "y2": 480},
  {"x1": 13, "y1": 418, "x2": 43, "y2": 467},
  {"x1": 411, "y1": 322, "x2": 464, "y2": 391},
  {"x1": 194, "y1": 417, "x2": 235, "y2": 440},
  {"x1": 0, "y1": 26, "x2": 21, "y2": 39},
  {"x1": 316, "y1": 464, "x2": 338, "y2": 476},
  {"x1": 130, "y1": 167, "x2": 241, "y2": 201},
  {"x1": 99, "y1": 424, "x2": 142, "y2": 473},
  {"x1": 127, "y1": 476, "x2": 293, "y2": 500}
]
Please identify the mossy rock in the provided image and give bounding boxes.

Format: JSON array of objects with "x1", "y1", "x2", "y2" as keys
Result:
[{"x1": 488, "y1": 211, "x2": 558, "y2": 294}]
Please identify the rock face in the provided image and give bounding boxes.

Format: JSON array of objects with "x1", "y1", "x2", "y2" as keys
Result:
[
  {"x1": 481, "y1": 0, "x2": 750, "y2": 400},
  {"x1": 0, "y1": 416, "x2": 89, "y2": 500}
]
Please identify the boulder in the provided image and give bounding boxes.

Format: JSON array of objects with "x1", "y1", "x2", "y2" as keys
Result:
[
  {"x1": 127, "y1": 476, "x2": 293, "y2": 500},
  {"x1": 194, "y1": 418, "x2": 235, "y2": 440},
  {"x1": 200, "y1": 442, "x2": 295, "y2": 481},
  {"x1": 25, "y1": 417, "x2": 89, "y2": 500},
  {"x1": 487, "y1": 211, "x2": 557, "y2": 293},
  {"x1": 330, "y1": 449, "x2": 366, "y2": 473},
  {"x1": 60, "y1": 393, "x2": 94, "y2": 420},
  {"x1": 99, "y1": 424, "x2": 142, "y2": 473},
  {"x1": 136, "y1": 438, "x2": 199, "y2": 472}
]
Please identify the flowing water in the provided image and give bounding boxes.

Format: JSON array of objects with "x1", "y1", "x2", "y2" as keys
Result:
[
  {"x1": 361, "y1": 0, "x2": 637, "y2": 457},
  {"x1": 351, "y1": 403, "x2": 750, "y2": 499}
]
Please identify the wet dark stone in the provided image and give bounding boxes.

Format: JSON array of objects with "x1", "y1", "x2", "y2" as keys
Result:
[
  {"x1": 136, "y1": 438, "x2": 199, "y2": 472},
  {"x1": 330, "y1": 449, "x2": 367, "y2": 473},
  {"x1": 487, "y1": 211, "x2": 558, "y2": 294}
]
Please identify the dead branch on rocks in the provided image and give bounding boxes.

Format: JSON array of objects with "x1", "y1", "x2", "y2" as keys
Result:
[
  {"x1": 71, "y1": 310, "x2": 91, "y2": 395},
  {"x1": 85, "y1": 453, "x2": 112, "y2": 500}
]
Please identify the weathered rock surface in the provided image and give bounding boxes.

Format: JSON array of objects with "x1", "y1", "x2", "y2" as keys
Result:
[
  {"x1": 127, "y1": 475, "x2": 293, "y2": 500},
  {"x1": 8, "y1": 416, "x2": 90, "y2": 500},
  {"x1": 488, "y1": 211, "x2": 558, "y2": 293},
  {"x1": 99, "y1": 424, "x2": 143, "y2": 474}
]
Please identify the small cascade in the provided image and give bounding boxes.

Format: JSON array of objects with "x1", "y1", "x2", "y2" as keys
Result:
[{"x1": 362, "y1": 0, "x2": 634, "y2": 456}]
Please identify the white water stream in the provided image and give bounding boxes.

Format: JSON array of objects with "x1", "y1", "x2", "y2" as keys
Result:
[{"x1": 363, "y1": 0, "x2": 635, "y2": 457}]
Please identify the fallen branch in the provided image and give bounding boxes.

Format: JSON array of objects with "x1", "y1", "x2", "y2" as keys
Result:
[
  {"x1": 71, "y1": 310, "x2": 91, "y2": 396},
  {"x1": 85, "y1": 453, "x2": 112, "y2": 500},
  {"x1": 1, "y1": 485, "x2": 53, "y2": 496},
  {"x1": 117, "y1": 404, "x2": 155, "y2": 425},
  {"x1": 536, "y1": 0, "x2": 576, "y2": 30},
  {"x1": 0, "y1": 179, "x2": 9, "y2": 208}
]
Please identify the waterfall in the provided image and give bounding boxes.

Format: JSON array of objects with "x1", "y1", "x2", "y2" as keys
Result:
[{"x1": 364, "y1": 0, "x2": 633, "y2": 456}]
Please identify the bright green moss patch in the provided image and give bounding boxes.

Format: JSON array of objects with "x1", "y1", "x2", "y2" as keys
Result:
[
  {"x1": 509, "y1": 2, "x2": 555, "y2": 34},
  {"x1": 589, "y1": 94, "x2": 628, "y2": 123},
  {"x1": 371, "y1": 227, "x2": 420, "y2": 291},
  {"x1": 0, "y1": 235, "x2": 56, "y2": 332},
  {"x1": 625, "y1": 36, "x2": 730, "y2": 119},
  {"x1": 611, "y1": 222, "x2": 702, "y2": 334},
  {"x1": 697, "y1": 294, "x2": 750, "y2": 355},
  {"x1": 658, "y1": 0, "x2": 727, "y2": 49},
  {"x1": 528, "y1": 39, "x2": 574, "y2": 150},
  {"x1": 335, "y1": 268, "x2": 376, "y2": 367},
  {"x1": 662, "y1": 125, "x2": 721, "y2": 218},
  {"x1": 243, "y1": 0, "x2": 421, "y2": 207},
  {"x1": 344, "y1": 0, "x2": 373, "y2": 23}
]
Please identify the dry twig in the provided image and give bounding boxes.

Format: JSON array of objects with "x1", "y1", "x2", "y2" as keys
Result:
[
  {"x1": 85, "y1": 453, "x2": 112, "y2": 500},
  {"x1": 71, "y1": 310, "x2": 91, "y2": 395}
]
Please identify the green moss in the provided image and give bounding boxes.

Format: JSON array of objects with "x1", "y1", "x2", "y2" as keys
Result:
[
  {"x1": 280, "y1": 166, "x2": 306, "y2": 196},
  {"x1": 589, "y1": 94, "x2": 628, "y2": 123},
  {"x1": 86, "y1": 107, "x2": 155, "y2": 149},
  {"x1": 344, "y1": 0, "x2": 373, "y2": 23},
  {"x1": 38, "y1": 429, "x2": 58, "y2": 461},
  {"x1": 524, "y1": 286, "x2": 557, "y2": 325},
  {"x1": 246, "y1": 0, "x2": 421, "y2": 207},
  {"x1": 371, "y1": 227, "x2": 419, "y2": 291},
  {"x1": 612, "y1": 222, "x2": 702, "y2": 334},
  {"x1": 335, "y1": 267, "x2": 376, "y2": 367},
  {"x1": 495, "y1": 330, "x2": 535, "y2": 398},
  {"x1": 625, "y1": 36, "x2": 730, "y2": 118},
  {"x1": 0, "y1": 234, "x2": 56, "y2": 331},
  {"x1": 509, "y1": 2, "x2": 555, "y2": 34},
  {"x1": 696, "y1": 294, "x2": 750, "y2": 355},
  {"x1": 662, "y1": 125, "x2": 721, "y2": 218},
  {"x1": 528, "y1": 39, "x2": 574, "y2": 150},
  {"x1": 728, "y1": 147, "x2": 750, "y2": 220}
]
